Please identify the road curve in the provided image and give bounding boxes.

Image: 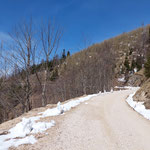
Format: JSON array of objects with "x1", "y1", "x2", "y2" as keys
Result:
[{"x1": 15, "y1": 89, "x2": 150, "y2": 150}]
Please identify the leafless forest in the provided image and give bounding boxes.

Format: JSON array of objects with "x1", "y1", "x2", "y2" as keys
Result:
[{"x1": 0, "y1": 19, "x2": 150, "y2": 123}]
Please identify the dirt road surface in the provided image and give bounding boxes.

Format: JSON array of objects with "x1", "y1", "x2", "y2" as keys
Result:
[{"x1": 12, "y1": 89, "x2": 150, "y2": 150}]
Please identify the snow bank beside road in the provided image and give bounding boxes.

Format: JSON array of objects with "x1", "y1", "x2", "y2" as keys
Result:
[
  {"x1": 0, "y1": 117, "x2": 55, "y2": 150},
  {"x1": 0, "y1": 93, "x2": 99, "y2": 150},
  {"x1": 41, "y1": 94, "x2": 98, "y2": 117},
  {"x1": 0, "y1": 135, "x2": 36, "y2": 150},
  {"x1": 126, "y1": 88, "x2": 150, "y2": 120}
]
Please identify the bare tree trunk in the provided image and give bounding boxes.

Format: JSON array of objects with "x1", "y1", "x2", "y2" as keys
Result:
[
  {"x1": 40, "y1": 20, "x2": 62, "y2": 106},
  {"x1": 8, "y1": 18, "x2": 36, "y2": 112},
  {"x1": 42, "y1": 70, "x2": 47, "y2": 106}
]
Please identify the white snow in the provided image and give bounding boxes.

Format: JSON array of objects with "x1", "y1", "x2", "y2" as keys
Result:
[
  {"x1": 118, "y1": 77, "x2": 126, "y2": 82},
  {"x1": 115, "y1": 86, "x2": 134, "y2": 90},
  {"x1": 30, "y1": 120, "x2": 55, "y2": 134},
  {"x1": 41, "y1": 101, "x2": 64, "y2": 117},
  {"x1": 0, "y1": 93, "x2": 99, "y2": 150},
  {"x1": 41, "y1": 94, "x2": 98, "y2": 117},
  {"x1": 0, "y1": 116, "x2": 55, "y2": 150},
  {"x1": 0, "y1": 135, "x2": 36, "y2": 150},
  {"x1": 134, "y1": 68, "x2": 137, "y2": 73},
  {"x1": 126, "y1": 88, "x2": 150, "y2": 120},
  {"x1": 111, "y1": 88, "x2": 113, "y2": 93}
]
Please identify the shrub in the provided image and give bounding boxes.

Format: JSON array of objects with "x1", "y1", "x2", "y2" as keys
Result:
[
  {"x1": 124, "y1": 56, "x2": 130, "y2": 71},
  {"x1": 144, "y1": 55, "x2": 150, "y2": 77}
]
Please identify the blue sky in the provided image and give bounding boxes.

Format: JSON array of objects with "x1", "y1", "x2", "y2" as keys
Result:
[{"x1": 0, "y1": 0, "x2": 150, "y2": 54}]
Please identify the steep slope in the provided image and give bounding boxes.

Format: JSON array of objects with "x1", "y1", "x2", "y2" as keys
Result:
[
  {"x1": 53, "y1": 24, "x2": 150, "y2": 100},
  {"x1": 1, "y1": 24, "x2": 150, "y2": 124},
  {"x1": 133, "y1": 78, "x2": 150, "y2": 109},
  {"x1": 127, "y1": 69, "x2": 146, "y2": 86}
]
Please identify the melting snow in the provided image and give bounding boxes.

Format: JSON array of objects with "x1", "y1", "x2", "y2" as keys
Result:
[
  {"x1": 134, "y1": 68, "x2": 137, "y2": 73},
  {"x1": 126, "y1": 89, "x2": 150, "y2": 120},
  {"x1": 41, "y1": 94, "x2": 98, "y2": 117},
  {"x1": 0, "y1": 135, "x2": 36, "y2": 150},
  {"x1": 0, "y1": 117, "x2": 55, "y2": 150},
  {"x1": 0, "y1": 93, "x2": 99, "y2": 150}
]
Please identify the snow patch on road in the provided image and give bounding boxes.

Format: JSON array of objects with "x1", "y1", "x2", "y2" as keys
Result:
[{"x1": 126, "y1": 88, "x2": 150, "y2": 120}]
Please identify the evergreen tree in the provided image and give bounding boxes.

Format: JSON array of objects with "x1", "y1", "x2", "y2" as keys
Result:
[
  {"x1": 131, "y1": 59, "x2": 136, "y2": 71},
  {"x1": 50, "y1": 68, "x2": 58, "y2": 81},
  {"x1": 67, "y1": 51, "x2": 70, "y2": 57},
  {"x1": 62, "y1": 49, "x2": 66, "y2": 60},
  {"x1": 136, "y1": 56, "x2": 142, "y2": 71},
  {"x1": 129, "y1": 48, "x2": 133, "y2": 55},
  {"x1": 124, "y1": 56, "x2": 130, "y2": 71},
  {"x1": 148, "y1": 27, "x2": 150, "y2": 44}
]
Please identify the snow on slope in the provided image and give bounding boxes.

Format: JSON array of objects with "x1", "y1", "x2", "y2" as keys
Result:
[
  {"x1": 126, "y1": 87, "x2": 150, "y2": 120},
  {"x1": 0, "y1": 93, "x2": 99, "y2": 150}
]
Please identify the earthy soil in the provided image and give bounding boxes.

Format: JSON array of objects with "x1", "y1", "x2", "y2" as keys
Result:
[
  {"x1": 127, "y1": 69, "x2": 146, "y2": 87},
  {"x1": 133, "y1": 78, "x2": 150, "y2": 109}
]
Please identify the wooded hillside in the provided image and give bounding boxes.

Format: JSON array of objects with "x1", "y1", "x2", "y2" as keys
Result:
[{"x1": 0, "y1": 21, "x2": 150, "y2": 123}]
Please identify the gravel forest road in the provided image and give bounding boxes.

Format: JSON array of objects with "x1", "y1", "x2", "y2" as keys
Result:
[{"x1": 15, "y1": 89, "x2": 150, "y2": 150}]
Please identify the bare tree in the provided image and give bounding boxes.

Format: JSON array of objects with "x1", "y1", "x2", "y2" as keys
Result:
[
  {"x1": 9, "y1": 19, "x2": 37, "y2": 112},
  {"x1": 40, "y1": 20, "x2": 62, "y2": 106}
]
